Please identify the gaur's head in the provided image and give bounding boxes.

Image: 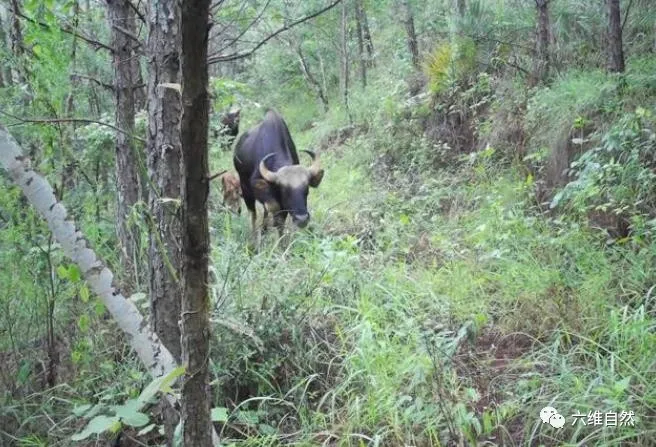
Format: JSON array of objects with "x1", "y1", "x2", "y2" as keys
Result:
[
  {"x1": 221, "y1": 172, "x2": 242, "y2": 214},
  {"x1": 221, "y1": 108, "x2": 241, "y2": 136},
  {"x1": 256, "y1": 150, "x2": 324, "y2": 228}
]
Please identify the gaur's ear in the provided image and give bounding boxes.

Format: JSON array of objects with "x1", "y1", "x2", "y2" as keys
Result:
[{"x1": 309, "y1": 169, "x2": 324, "y2": 188}]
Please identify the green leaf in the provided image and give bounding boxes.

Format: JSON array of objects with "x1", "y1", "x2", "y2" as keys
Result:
[
  {"x1": 72, "y1": 403, "x2": 93, "y2": 417},
  {"x1": 71, "y1": 415, "x2": 120, "y2": 440},
  {"x1": 69, "y1": 265, "x2": 82, "y2": 282},
  {"x1": 78, "y1": 314, "x2": 90, "y2": 332},
  {"x1": 613, "y1": 376, "x2": 631, "y2": 394},
  {"x1": 79, "y1": 285, "x2": 90, "y2": 303},
  {"x1": 112, "y1": 400, "x2": 150, "y2": 427},
  {"x1": 236, "y1": 410, "x2": 259, "y2": 425},
  {"x1": 17, "y1": 360, "x2": 32, "y2": 384},
  {"x1": 56, "y1": 265, "x2": 68, "y2": 279},
  {"x1": 211, "y1": 407, "x2": 229, "y2": 422},
  {"x1": 94, "y1": 300, "x2": 106, "y2": 316},
  {"x1": 137, "y1": 366, "x2": 185, "y2": 406}
]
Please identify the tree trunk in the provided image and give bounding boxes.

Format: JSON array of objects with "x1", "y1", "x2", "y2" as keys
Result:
[
  {"x1": 354, "y1": 0, "x2": 367, "y2": 88},
  {"x1": 340, "y1": 1, "x2": 352, "y2": 123},
  {"x1": 607, "y1": 0, "x2": 625, "y2": 73},
  {"x1": 107, "y1": 0, "x2": 142, "y2": 293},
  {"x1": 0, "y1": 14, "x2": 11, "y2": 86},
  {"x1": 297, "y1": 45, "x2": 329, "y2": 112},
  {"x1": 147, "y1": 0, "x2": 183, "y2": 365},
  {"x1": 457, "y1": 0, "x2": 466, "y2": 17},
  {"x1": 533, "y1": 0, "x2": 550, "y2": 83},
  {"x1": 9, "y1": 0, "x2": 28, "y2": 86},
  {"x1": 10, "y1": 0, "x2": 24, "y2": 58},
  {"x1": 360, "y1": 0, "x2": 374, "y2": 66},
  {"x1": 400, "y1": 0, "x2": 420, "y2": 69},
  {"x1": 180, "y1": 0, "x2": 213, "y2": 443}
]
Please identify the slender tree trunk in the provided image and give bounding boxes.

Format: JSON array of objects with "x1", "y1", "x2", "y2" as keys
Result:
[
  {"x1": 354, "y1": 0, "x2": 367, "y2": 88},
  {"x1": 107, "y1": 0, "x2": 142, "y2": 293},
  {"x1": 147, "y1": 0, "x2": 183, "y2": 365},
  {"x1": 533, "y1": 0, "x2": 550, "y2": 83},
  {"x1": 9, "y1": 0, "x2": 24, "y2": 58},
  {"x1": 340, "y1": 1, "x2": 352, "y2": 123},
  {"x1": 9, "y1": 0, "x2": 28, "y2": 85},
  {"x1": 147, "y1": 4, "x2": 183, "y2": 446},
  {"x1": 607, "y1": 0, "x2": 625, "y2": 73},
  {"x1": 296, "y1": 45, "x2": 329, "y2": 112},
  {"x1": 62, "y1": 0, "x2": 80, "y2": 195},
  {"x1": 0, "y1": 14, "x2": 11, "y2": 86},
  {"x1": 180, "y1": 0, "x2": 213, "y2": 443},
  {"x1": 360, "y1": 0, "x2": 374, "y2": 66},
  {"x1": 400, "y1": 0, "x2": 420, "y2": 69},
  {"x1": 457, "y1": 0, "x2": 466, "y2": 17}
]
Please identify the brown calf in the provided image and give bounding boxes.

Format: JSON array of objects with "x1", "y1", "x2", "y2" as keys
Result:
[{"x1": 220, "y1": 172, "x2": 242, "y2": 214}]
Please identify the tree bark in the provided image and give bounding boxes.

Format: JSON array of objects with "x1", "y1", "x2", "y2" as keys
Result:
[
  {"x1": 533, "y1": 0, "x2": 550, "y2": 83},
  {"x1": 340, "y1": 1, "x2": 352, "y2": 123},
  {"x1": 133, "y1": 58, "x2": 147, "y2": 110},
  {"x1": 180, "y1": 0, "x2": 213, "y2": 444},
  {"x1": 147, "y1": 0, "x2": 183, "y2": 366},
  {"x1": 107, "y1": 0, "x2": 143, "y2": 293},
  {"x1": 9, "y1": 0, "x2": 28, "y2": 86},
  {"x1": 457, "y1": 0, "x2": 466, "y2": 17},
  {"x1": 0, "y1": 15, "x2": 11, "y2": 88},
  {"x1": 10, "y1": 0, "x2": 24, "y2": 58},
  {"x1": 354, "y1": 0, "x2": 367, "y2": 88},
  {"x1": 400, "y1": 0, "x2": 419, "y2": 69},
  {"x1": 360, "y1": 0, "x2": 374, "y2": 66},
  {"x1": 0, "y1": 14, "x2": 12, "y2": 86},
  {"x1": 607, "y1": 0, "x2": 625, "y2": 73}
]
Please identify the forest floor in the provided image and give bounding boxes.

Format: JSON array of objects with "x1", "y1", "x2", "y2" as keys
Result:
[{"x1": 204, "y1": 120, "x2": 655, "y2": 446}]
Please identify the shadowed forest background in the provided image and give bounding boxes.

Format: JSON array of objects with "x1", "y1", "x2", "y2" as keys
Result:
[{"x1": 1, "y1": 0, "x2": 655, "y2": 446}]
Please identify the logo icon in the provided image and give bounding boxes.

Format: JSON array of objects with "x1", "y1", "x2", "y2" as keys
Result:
[{"x1": 540, "y1": 406, "x2": 565, "y2": 428}]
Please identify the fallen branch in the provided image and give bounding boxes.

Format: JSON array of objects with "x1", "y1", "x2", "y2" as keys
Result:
[
  {"x1": 0, "y1": 125, "x2": 176, "y2": 386},
  {"x1": 0, "y1": 126, "x2": 221, "y2": 445}
]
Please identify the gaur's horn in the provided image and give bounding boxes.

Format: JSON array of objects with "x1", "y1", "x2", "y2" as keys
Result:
[
  {"x1": 259, "y1": 153, "x2": 278, "y2": 183},
  {"x1": 302, "y1": 150, "x2": 321, "y2": 176}
]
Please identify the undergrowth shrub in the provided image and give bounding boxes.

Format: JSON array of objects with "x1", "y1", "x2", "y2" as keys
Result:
[{"x1": 551, "y1": 107, "x2": 656, "y2": 239}]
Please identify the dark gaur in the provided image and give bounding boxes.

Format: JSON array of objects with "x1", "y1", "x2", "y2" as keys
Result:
[{"x1": 233, "y1": 109, "x2": 325, "y2": 244}]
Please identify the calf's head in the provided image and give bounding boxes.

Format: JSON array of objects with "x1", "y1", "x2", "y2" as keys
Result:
[
  {"x1": 257, "y1": 150, "x2": 324, "y2": 228},
  {"x1": 221, "y1": 173, "x2": 242, "y2": 214}
]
